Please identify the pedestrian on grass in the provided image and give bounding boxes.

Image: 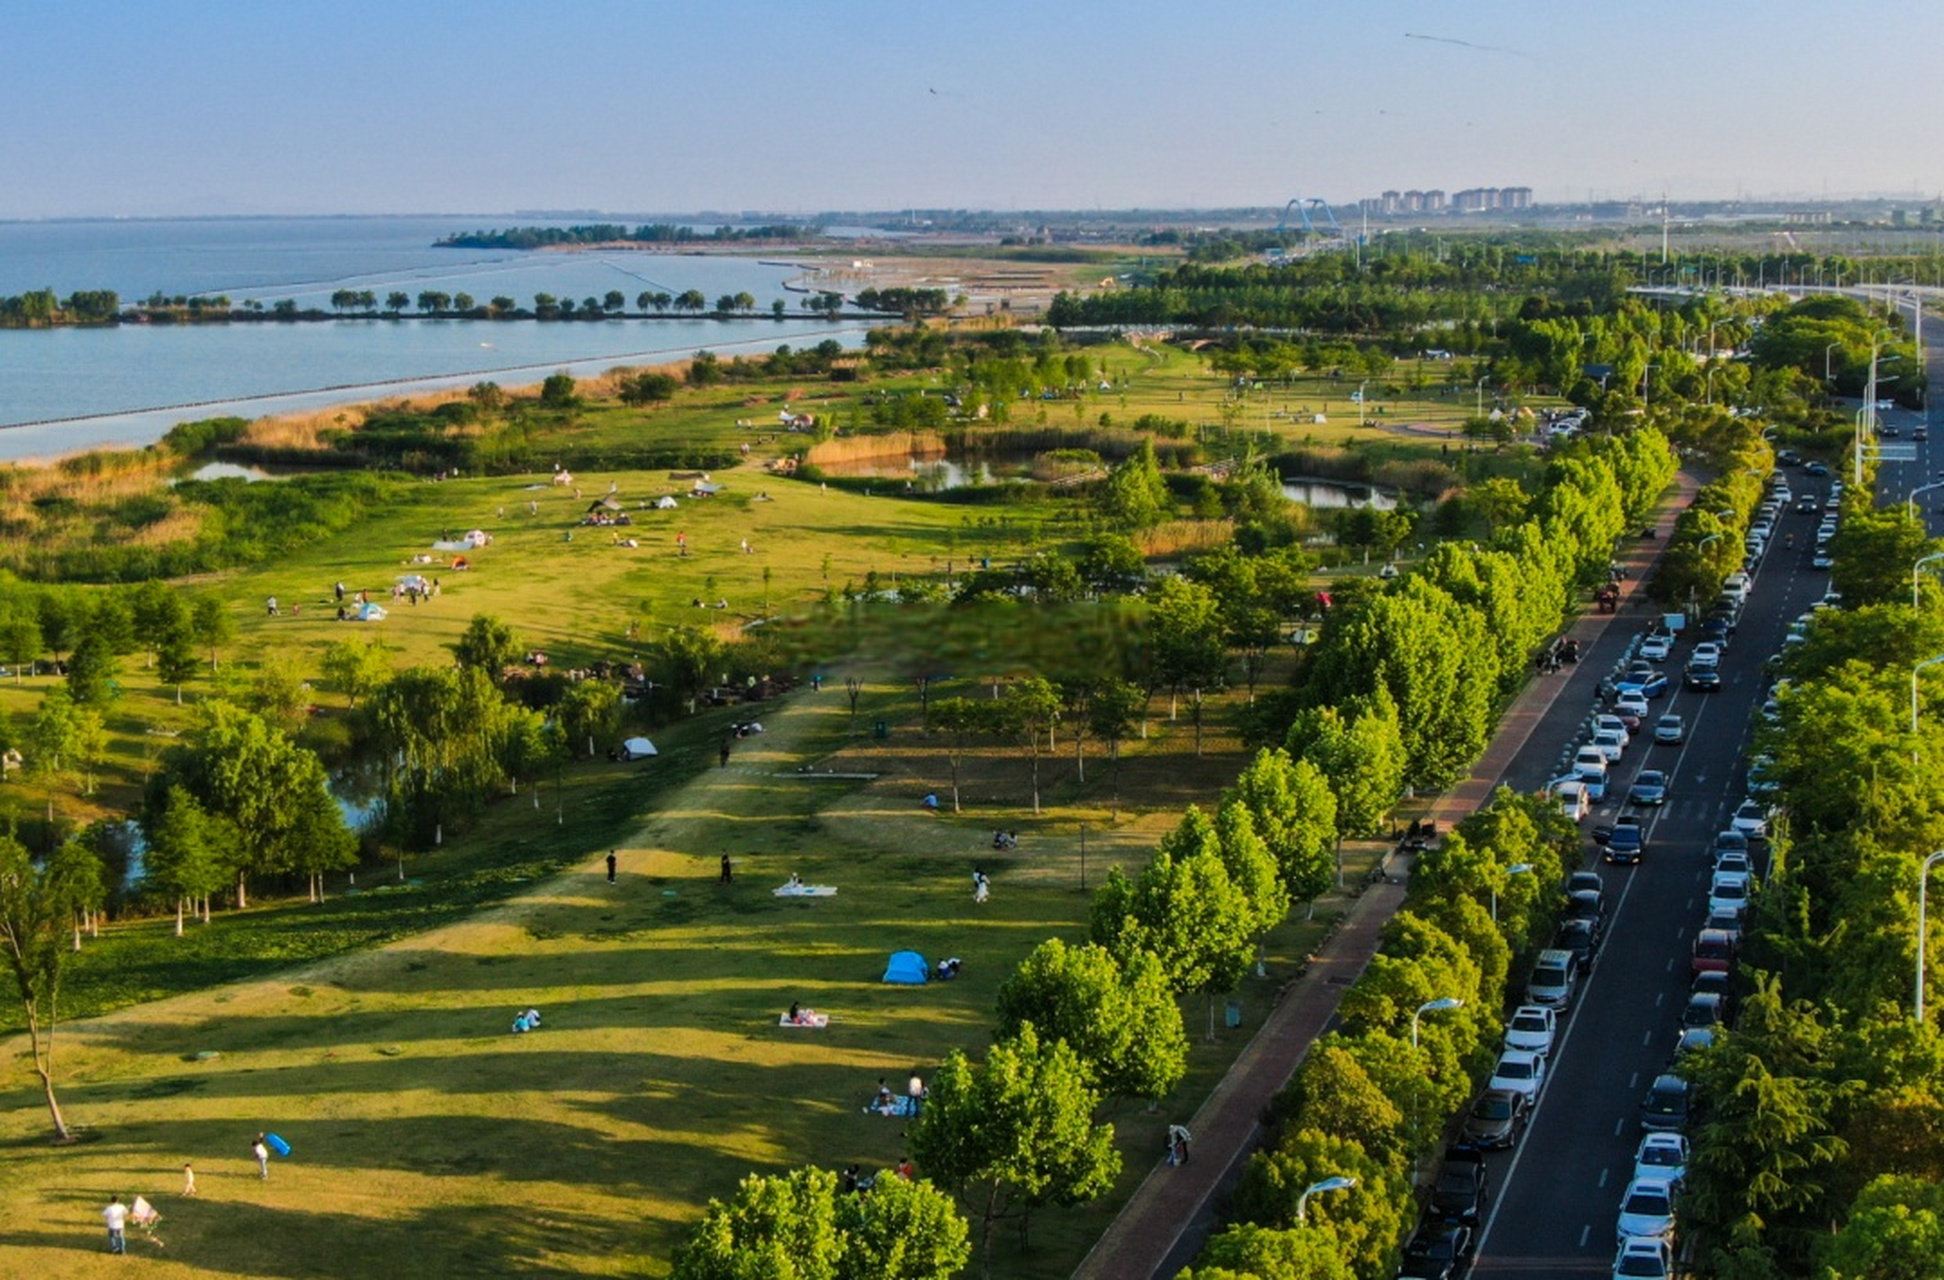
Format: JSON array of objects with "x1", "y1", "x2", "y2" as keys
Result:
[
  {"x1": 182, "y1": 1162, "x2": 196, "y2": 1197},
  {"x1": 103, "y1": 1194, "x2": 127, "y2": 1254},
  {"x1": 252, "y1": 1134, "x2": 270, "y2": 1180},
  {"x1": 719, "y1": 853, "x2": 733, "y2": 884},
  {"x1": 606, "y1": 851, "x2": 617, "y2": 884},
  {"x1": 720, "y1": 739, "x2": 732, "y2": 768}
]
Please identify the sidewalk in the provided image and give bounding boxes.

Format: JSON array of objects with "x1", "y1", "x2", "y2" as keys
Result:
[{"x1": 1071, "y1": 473, "x2": 1699, "y2": 1280}]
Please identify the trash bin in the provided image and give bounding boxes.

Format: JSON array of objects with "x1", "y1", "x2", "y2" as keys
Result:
[
  {"x1": 872, "y1": 720, "x2": 890, "y2": 740},
  {"x1": 1225, "y1": 1000, "x2": 1242, "y2": 1029}
]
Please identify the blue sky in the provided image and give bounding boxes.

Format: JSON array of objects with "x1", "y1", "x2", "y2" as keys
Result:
[{"x1": 5, "y1": 0, "x2": 1939, "y2": 218}]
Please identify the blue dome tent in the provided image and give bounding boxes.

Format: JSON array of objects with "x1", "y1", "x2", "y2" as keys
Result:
[{"x1": 882, "y1": 951, "x2": 929, "y2": 985}]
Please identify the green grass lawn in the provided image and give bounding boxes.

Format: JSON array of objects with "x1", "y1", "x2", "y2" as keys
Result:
[{"x1": 0, "y1": 665, "x2": 1358, "y2": 1278}]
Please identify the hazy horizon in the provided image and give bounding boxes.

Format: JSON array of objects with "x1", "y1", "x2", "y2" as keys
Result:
[{"x1": 8, "y1": 0, "x2": 1941, "y2": 221}]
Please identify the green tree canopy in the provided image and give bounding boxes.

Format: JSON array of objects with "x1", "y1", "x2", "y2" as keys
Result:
[{"x1": 994, "y1": 938, "x2": 1187, "y2": 1103}]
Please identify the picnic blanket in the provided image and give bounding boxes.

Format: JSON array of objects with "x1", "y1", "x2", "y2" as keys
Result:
[
  {"x1": 778, "y1": 1012, "x2": 830, "y2": 1028},
  {"x1": 773, "y1": 884, "x2": 837, "y2": 897},
  {"x1": 865, "y1": 1095, "x2": 919, "y2": 1118}
]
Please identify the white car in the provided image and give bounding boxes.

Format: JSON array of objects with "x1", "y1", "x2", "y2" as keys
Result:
[
  {"x1": 1709, "y1": 871, "x2": 1752, "y2": 917},
  {"x1": 1489, "y1": 1048, "x2": 1547, "y2": 1102},
  {"x1": 1633, "y1": 1134, "x2": 1689, "y2": 1185},
  {"x1": 1616, "y1": 692, "x2": 1651, "y2": 720},
  {"x1": 1614, "y1": 1237, "x2": 1675, "y2": 1280},
  {"x1": 1597, "y1": 713, "x2": 1636, "y2": 740},
  {"x1": 1731, "y1": 799, "x2": 1770, "y2": 839},
  {"x1": 1592, "y1": 729, "x2": 1628, "y2": 763},
  {"x1": 1690, "y1": 641, "x2": 1722, "y2": 667},
  {"x1": 1504, "y1": 1004, "x2": 1558, "y2": 1056},
  {"x1": 1616, "y1": 1176, "x2": 1679, "y2": 1244},
  {"x1": 1639, "y1": 635, "x2": 1673, "y2": 662},
  {"x1": 1714, "y1": 850, "x2": 1753, "y2": 877}
]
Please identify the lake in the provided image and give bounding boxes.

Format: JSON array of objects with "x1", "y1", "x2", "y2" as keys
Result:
[{"x1": 0, "y1": 215, "x2": 867, "y2": 460}]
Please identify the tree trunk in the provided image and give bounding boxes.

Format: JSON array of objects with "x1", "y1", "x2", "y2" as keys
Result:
[
  {"x1": 235, "y1": 871, "x2": 247, "y2": 910},
  {"x1": 1074, "y1": 732, "x2": 1086, "y2": 784},
  {"x1": 175, "y1": 897, "x2": 185, "y2": 937},
  {"x1": 1030, "y1": 748, "x2": 1041, "y2": 815}
]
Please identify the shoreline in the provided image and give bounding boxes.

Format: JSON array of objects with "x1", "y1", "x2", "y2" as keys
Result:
[{"x1": 0, "y1": 324, "x2": 871, "y2": 468}]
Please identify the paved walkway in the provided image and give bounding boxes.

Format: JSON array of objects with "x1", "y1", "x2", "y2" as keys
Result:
[{"x1": 1071, "y1": 472, "x2": 1701, "y2": 1280}]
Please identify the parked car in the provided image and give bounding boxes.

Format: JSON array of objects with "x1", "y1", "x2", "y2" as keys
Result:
[
  {"x1": 1653, "y1": 714, "x2": 1685, "y2": 745},
  {"x1": 1616, "y1": 667, "x2": 1670, "y2": 698},
  {"x1": 1690, "y1": 641, "x2": 1723, "y2": 667},
  {"x1": 1640, "y1": 1074, "x2": 1690, "y2": 1131},
  {"x1": 1616, "y1": 691, "x2": 1652, "y2": 719},
  {"x1": 1708, "y1": 871, "x2": 1752, "y2": 918},
  {"x1": 1673, "y1": 1025, "x2": 1717, "y2": 1061},
  {"x1": 1633, "y1": 1133, "x2": 1689, "y2": 1185},
  {"x1": 1430, "y1": 1147, "x2": 1490, "y2": 1224},
  {"x1": 1704, "y1": 907, "x2": 1745, "y2": 944},
  {"x1": 1639, "y1": 634, "x2": 1673, "y2": 662},
  {"x1": 1592, "y1": 728, "x2": 1629, "y2": 763},
  {"x1": 1567, "y1": 870, "x2": 1606, "y2": 900},
  {"x1": 1566, "y1": 888, "x2": 1607, "y2": 923},
  {"x1": 1681, "y1": 991, "x2": 1728, "y2": 1030},
  {"x1": 1713, "y1": 850, "x2": 1752, "y2": 877},
  {"x1": 1528, "y1": 949, "x2": 1578, "y2": 1007},
  {"x1": 1555, "y1": 917, "x2": 1604, "y2": 973},
  {"x1": 1461, "y1": 1088, "x2": 1530, "y2": 1149},
  {"x1": 1616, "y1": 1176, "x2": 1680, "y2": 1244},
  {"x1": 1691, "y1": 928, "x2": 1737, "y2": 975},
  {"x1": 1614, "y1": 1236, "x2": 1676, "y2": 1280},
  {"x1": 1731, "y1": 800, "x2": 1770, "y2": 839},
  {"x1": 1505, "y1": 1004, "x2": 1558, "y2": 1056},
  {"x1": 1713, "y1": 829, "x2": 1749, "y2": 858},
  {"x1": 1489, "y1": 1048, "x2": 1547, "y2": 1102},
  {"x1": 1399, "y1": 1220, "x2": 1476, "y2": 1280},
  {"x1": 1685, "y1": 663, "x2": 1722, "y2": 691},
  {"x1": 1805, "y1": 459, "x2": 1830, "y2": 476}
]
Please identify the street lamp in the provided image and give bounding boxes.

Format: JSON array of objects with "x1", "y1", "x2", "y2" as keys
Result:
[
  {"x1": 1491, "y1": 862, "x2": 1534, "y2": 923},
  {"x1": 1643, "y1": 362, "x2": 1660, "y2": 411},
  {"x1": 1826, "y1": 341, "x2": 1843, "y2": 383},
  {"x1": 1920, "y1": 850, "x2": 1944, "y2": 1023},
  {"x1": 1297, "y1": 1175, "x2": 1357, "y2": 1224},
  {"x1": 1909, "y1": 480, "x2": 1944, "y2": 523},
  {"x1": 1916, "y1": 552, "x2": 1944, "y2": 609},
  {"x1": 1412, "y1": 996, "x2": 1464, "y2": 1049},
  {"x1": 1912, "y1": 654, "x2": 1944, "y2": 736},
  {"x1": 1475, "y1": 376, "x2": 1489, "y2": 419},
  {"x1": 1357, "y1": 381, "x2": 1369, "y2": 428}
]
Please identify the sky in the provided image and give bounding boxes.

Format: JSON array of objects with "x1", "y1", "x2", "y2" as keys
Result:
[{"x1": 5, "y1": 0, "x2": 1941, "y2": 220}]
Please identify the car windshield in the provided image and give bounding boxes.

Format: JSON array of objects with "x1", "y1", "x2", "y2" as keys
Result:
[
  {"x1": 1475, "y1": 1096, "x2": 1513, "y2": 1120},
  {"x1": 1715, "y1": 883, "x2": 1747, "y2": 901},
  {"x1": 1617, "y1": 1252, "x2": 1667, "y2": 1278},
  {"x1": 1511, "y1": 1013, "x2": 1546, "y2": 1033},
  {"x1": 1624, "y1": 1187, "x2": 1671, "y2": 1214},
  {"x1": 1497, "y1": 1058, "x2": 1533, "y2": 1079},
  {"x1": 1641, "y1": 1146, "x2": 1680, "y2": 1168}
]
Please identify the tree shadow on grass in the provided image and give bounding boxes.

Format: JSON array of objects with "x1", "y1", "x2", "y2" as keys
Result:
[{"x1": 0, "y1": 1194, "x2": 610, "y2": 1277}]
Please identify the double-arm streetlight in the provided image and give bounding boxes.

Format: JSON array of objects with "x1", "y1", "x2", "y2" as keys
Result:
[
  {"x1": 1916, "y1": 552, "x2": 1944, "y2": 609},
  {"x1": 1297, "y1": 1175, "x2": 1358, "y2": 1224},
  {"x1": 1412, "y1": 996, "x2": 1464, "y2": 1049},
  {"x1": 1910, "y1": 480, "x2": 1944, "y2": 524},
  {"x1": 1919, "y1": 850, "x2": 1944, "y2": 1023}
]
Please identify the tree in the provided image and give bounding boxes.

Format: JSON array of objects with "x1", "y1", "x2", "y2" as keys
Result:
[
  {"x1": 1087, "y1": 677, "x2": 1144, "y2": 819},
  {"x1": 603, "y1": 289, "x2": 626, "y2": 314},
  {"x1": 909, "y1": 1025, "x2": 1120, "y2": 1277},
  {"x1": 677, "y1": 289, "x2": 707, "y2": 314},
  {"x1": 1003, "y1": 677, "x2": 1062, "y2": 814},
  {"x1": 1820, "y1": 1175, "x2": 1944, "y2": 1280},
  {"x1": 322, "y1": 636, "x2": 392, "y2": 708},
  {"x1": 557, "y1": 678, "x2": 621, "y2": 757},
  {"x1": 1149, "y1": 576, "x2": 1228, "y2": 738},
  {"x1": 927, "y1": 697, "x2": 997, "y2": 813},
  {"x1": 1213, "y1": 800, "x2": 1292, "y2": 943},
  {"x1": 366, "y1": 668, "x2": 517, "y2": 851},
  {"x1": 452, "y1": 613, "x2": 521, "y2": 683},
  {"x1": 1179, "y1": 1223, "x2": 1355, "y2": 1280},
  {"x1": 540, "y1": 373, "x2": 578, "y2": 408},
  {"x1": 1097, "y1": 439, "x2": 1171, "y2": 531},
  {"x1": 155, "y1": 617, "x2": 200, "y2": 703},
  {"x1": 64, "y1": 632, "x2": 116, "y2": 706},
  {"x1": 671, "y1": 1165, "x2": 842, "y2": 1280},
  {"x1": 995, "y1": 939, "x2": 1187, "y2": 1103},
  {"x1": 190, "y1": 595, "x2": 235, "y2": 670},
  {"x1": 0, "y1": 610, "x2": 40, "y2": 681},
  {"x1": 1227, "y1": 748, "x2": 1338, "y2": 910},
  {"x1": 1092, "y1": 835, "x2": 1255, "y2": 1037},
  {"x1": 1229, "y1": 1126, "x2": 1410, "y2": 1279},
  {"x1": 144, "y1": 785, "x2": 233, "y2": 935},
  {"x1": 0, "y1": 829, "x2": 93, "y2": 1138},
  {"x1": 660, "y1": 625, "x2": 725, "y2": 713},
  {"x1": 836, "y1": 1173, "x2": 972, "y2": 1280},
  {"x1": 385, "y1": 291, "x2": 409, "y2": 315}
]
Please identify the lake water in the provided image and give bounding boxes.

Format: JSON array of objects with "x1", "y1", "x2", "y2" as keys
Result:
[{"x1": 0, "y1": 215, "x2": 867, "y2": 460}]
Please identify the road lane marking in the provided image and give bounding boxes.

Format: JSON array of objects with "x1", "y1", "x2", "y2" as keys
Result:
[
  {"x1": 1598, "y1": 1167, "x2": 1610, "y2": 1188},
  {"x1": 1642, "y1": 1029, "x2": 1653, "y2": 1045},
  {"x1": 1654, "y1": 992, "x2": 1664, "y2": 1008},
  {"x1": 1628, "y1": 1070, "x2": 1639, "y2": 1088},
  {"x1": 1578, "y1": 1225, "x2": 1591, "y2": 1248}
]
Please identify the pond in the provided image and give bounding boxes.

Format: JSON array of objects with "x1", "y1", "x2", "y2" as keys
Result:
[
  {"x1": 812, "y1": 456, "x2": 1001, "y2": 490},
  {"x1": 1280, "y1": 476, "x2": 1399, "y2": 510}
]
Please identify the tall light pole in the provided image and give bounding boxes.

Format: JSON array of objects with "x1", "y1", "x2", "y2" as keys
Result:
[
  {"x1": 1476, "y1": 376, "x2": 1489, "y2": 420},
  {"x1": 1643, "y1": 362, "x2": 1660, "y2": 412},
  {"x1": 1909, "y1": 480, "x2": 1944, "y2": 523},
  {"x1": 1826, "y1": 341, "x2": 1843, "y2": 384},
  {"x1": 1917, "y1": 552, "x2": 1944, "y2": 609},
  {"x1": 1297, "y1": 1175, "x2": 1357, "y2": 1224},
  {"x1": 1491, "y1": 862, "x2": 1534, "y2": 923},
  {"x1": 1912, "y1": 654, "x2": 1944, "y2": 736},
  {"x1": 1357, "y1": 381, "x2": 1369, "y2": 428},
  {"x1": 1920, "y1": 849, "x2": 1944, "y2": 1023},
  {"x1": 1412, "y1": 996, "x2": 1464, "y2": 1049}
]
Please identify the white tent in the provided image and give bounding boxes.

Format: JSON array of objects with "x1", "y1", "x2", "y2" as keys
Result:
[
  {"x1": 357, "y1": 603, "x2": 388, "y2": 622},
  {"x1": 620, "y1": 737, "x2": 658, "y2": 760},
  {"x1": 654, "y1": 495, "x2": 679, "y2": 509}
]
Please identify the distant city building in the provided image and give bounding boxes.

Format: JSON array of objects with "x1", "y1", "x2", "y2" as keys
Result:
[
  {"x1": 1502, "y1": 187, "x2": 1532, "y2": 209},
  {"x1": 1380, "y1": 190, "x2": 1402, "y2": 214},
  {"x1": 1355, "y1": 184, "x2": 1526, "y2": 216},
  {"x1": 1423, "y1": 189, "x2": 1447, "y2": 212},
  {"x1": 1783, "y1": 210, "x2": 1832, "y2": 225}
]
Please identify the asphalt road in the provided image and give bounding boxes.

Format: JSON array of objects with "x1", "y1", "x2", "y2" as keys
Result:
[{"x1": 1463, "y1": 487, "x2": 1831, "y2": 1275}]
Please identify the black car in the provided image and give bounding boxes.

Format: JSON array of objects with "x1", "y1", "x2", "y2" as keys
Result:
[
  {"x1": 1460, "y1": 1088, "x2": 1529, "y2": 1149},
  {"x1": 1640, "y1": 1073, "x2": 1691, "y2": 1132},
  {"x1": 1566, "y1": 871, "x2": 1606, "y2": 905},
  {"x1": 1429, "y1": 1147, "x2": 1489, "y2": 1224},
  {"x1": 1565, "y1": 888, "x2": 1605, "y2": 924},
  {"x1": 1686, "y1": 665, "x2": 1722, "y2": 691},
  {"x1": 1400, "y1": 1219, "x2": 1477, "y2": 1280},
  {"x1": 1554, "y1": 917, "x2": 1604, "y2": 973}
]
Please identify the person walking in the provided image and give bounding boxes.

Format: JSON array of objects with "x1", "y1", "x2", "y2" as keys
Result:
[
  {"x1": 606, "y1": 851, "x2": 617, "y2": 884},
  {"x1": 719, "y1": 739, "x2": 732, "y2": 768},
  {"x1": 102, "y1": 1194, "x2": 127, "y2": 1254},
  {"x1": 719, "y1": 853, "x2": 733, "y2": 884},
  {"x1": 182, "y1": 1162, "x2": 197, "y2": 1197},
  {"x1": 252, "y1": 1134, "x2": 270, "y2": 1180}
]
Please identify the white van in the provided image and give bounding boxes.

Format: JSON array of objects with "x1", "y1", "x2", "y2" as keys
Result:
[
  {"x1": 1528, "y1": 949, "x2": 1578, "y2": 1007},
  {"x1": 1548, "y1": 778, "x2": 1593, "y2": 821},
  {"x1": 1722, "y1": 572, "x2": 1752, "y2": 603}
]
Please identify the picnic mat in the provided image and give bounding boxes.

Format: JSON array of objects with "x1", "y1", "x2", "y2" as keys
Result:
[
  {"x1": 773, "y1": 884, "x2": 837, "y2": 897},
  {"x1": 779, "y1": 1012, "x2": 830, "y2": 1028}
]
